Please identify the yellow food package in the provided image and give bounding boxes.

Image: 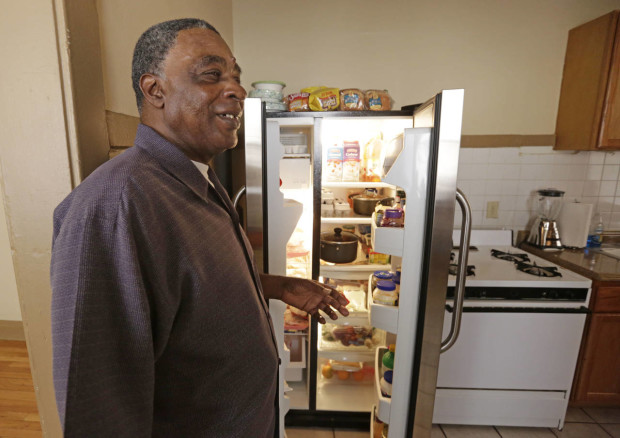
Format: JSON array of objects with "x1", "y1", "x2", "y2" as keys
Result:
[
  {"x1": 301, "y1": 86, "x2": 327, "y2": 94},
  {"x1": 309, "y1": 88, "x2": 340, "y2": 111}
]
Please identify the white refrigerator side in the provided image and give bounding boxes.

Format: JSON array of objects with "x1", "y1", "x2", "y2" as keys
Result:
[{"x1": 264, "y1": 120, "x2": 303, "y2": 438}]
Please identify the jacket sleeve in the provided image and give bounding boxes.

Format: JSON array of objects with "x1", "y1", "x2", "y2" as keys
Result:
[{"x1": 51, "y1": 203, "x2": 159, "y2": 437}]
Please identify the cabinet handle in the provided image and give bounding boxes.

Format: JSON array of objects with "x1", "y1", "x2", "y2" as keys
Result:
[{"x1": 440, "y1": 189, "x2": 472, "y2": 353}]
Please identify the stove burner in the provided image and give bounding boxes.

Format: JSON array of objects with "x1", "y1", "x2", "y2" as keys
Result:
[
  {"x1": 491, "y1": 249, "x2": 530, "y2": 263},
  {"x1": 449, "y1": 264, "x2": 475, "y2": 276},
  {"x1": 515, "y1": 261, "x2": 562, "y2": 278}
]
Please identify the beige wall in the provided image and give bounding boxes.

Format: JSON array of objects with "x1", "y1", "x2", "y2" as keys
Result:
[
  {"x1": 232, "y1": 0, "x2": 620, "y2": 135},
  {"x1": 97, "y1": 0, "x2": 234, "y2": 117},
  {"x1": 0, "y1": 176, "x2": 20, "y2": 322}
]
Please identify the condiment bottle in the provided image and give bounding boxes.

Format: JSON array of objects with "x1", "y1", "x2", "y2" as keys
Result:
[
  {"x1": 373, "y1": 280, "x2": 398, "y2": 306},
  {"x1": 381, "y1": 209, "x2": 404, "y2": 227},
  {"x1": 382, "y1": 344, "x2": 395, "y2": 370},
  {"x1": 371, "y1": 270, "x2": 393, "y2": 291}
]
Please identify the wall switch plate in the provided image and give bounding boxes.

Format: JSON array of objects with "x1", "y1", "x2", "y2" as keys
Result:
[{"x1": 487, "y1": 201, "x2": 499, "y2": 219}]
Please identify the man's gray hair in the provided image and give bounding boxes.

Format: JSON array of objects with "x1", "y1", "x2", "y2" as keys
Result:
[{"x1": 131, "y1": 18, "x2": 219, "y2": 113}]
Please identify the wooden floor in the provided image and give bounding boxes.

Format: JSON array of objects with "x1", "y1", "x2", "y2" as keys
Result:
[{"x1": 0, "y1": 340, "x2": 41, "y2": 438}]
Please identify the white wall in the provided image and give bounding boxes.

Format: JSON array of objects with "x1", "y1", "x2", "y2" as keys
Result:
[
  {"x1": 97, "y1": 0, "x2": 234, "y2": 117},
  {"x1": 455, "y1": 147, "x2": 620, "y2": 232},
  {"x1": 232, "y1": 0, "x2": 620, "y2": 136}
]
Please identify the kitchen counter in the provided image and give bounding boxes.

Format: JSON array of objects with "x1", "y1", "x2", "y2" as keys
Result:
[{"x1": 520, "y1": 242, "x2": 620, "y2": 282}]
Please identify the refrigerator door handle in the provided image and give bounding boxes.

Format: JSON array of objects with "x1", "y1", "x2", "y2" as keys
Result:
[
  {"x1": 232, "y1": 185, "x2": 247, "y2": 209},
  {"x1": 440, "y1": 188, "x2": 472, "y2": 353}
]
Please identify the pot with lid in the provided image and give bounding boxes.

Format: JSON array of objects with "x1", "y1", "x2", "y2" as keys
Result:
[
  {"x1": 349, "y1": 188, "x2": 393, "y2": 216},
  {"x1": 320, "y1": 227, "x2": 359, "y2": 263}
]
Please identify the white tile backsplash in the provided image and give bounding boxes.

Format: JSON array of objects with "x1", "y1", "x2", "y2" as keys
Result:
[{"x1": 456, "y1": 147, "x2": 620, "y2": 231}]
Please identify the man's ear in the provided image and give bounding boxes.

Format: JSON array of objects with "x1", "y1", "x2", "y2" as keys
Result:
[{"x1": 140, "y1": 73, "x2": 165, "y2": 109}]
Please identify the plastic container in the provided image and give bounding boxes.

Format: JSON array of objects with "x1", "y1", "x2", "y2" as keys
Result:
[
  {"x1": 251, "y1": 80, "x2": 286, "y2": 92},
  {"x1": 371, "y1": 270, "x2": 394, "y2": 291},
  {"x1": 330, "y1": 325, "x2": 374, "y2": 347},
  {"x1": 381, "y1": 209, "x2": 404, "y2": 227},
  {"x1": 373, "y1": 280, "x2": 398, "y2": 306},
  {"x1": 333, "y1": 199, "x2": 351, "y2": 217}
]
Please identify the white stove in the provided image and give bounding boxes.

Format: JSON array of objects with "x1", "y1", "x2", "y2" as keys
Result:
[
  {"x1": 446, "y1": 230, "x2": 591, "y2": 308},
  {"x1": 434, "y1": 229, "x2": 592, "y2": 429}
]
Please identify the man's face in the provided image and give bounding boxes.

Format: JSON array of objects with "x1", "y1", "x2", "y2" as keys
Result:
[{"x1": 158, "y1": 28, "x2": 246, "y2": 162}]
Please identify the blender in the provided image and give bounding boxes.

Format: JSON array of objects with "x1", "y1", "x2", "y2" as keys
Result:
[{"x1": 528, "y1": 189, "x2": 565, "y2": 249}]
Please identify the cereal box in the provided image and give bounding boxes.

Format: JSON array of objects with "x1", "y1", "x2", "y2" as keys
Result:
[
  {"x1": 326, "y1": 145, "x2": 343, "y2": 182},
  {"x1": 342, "y1": 141, "x2": 361, "y2": 182}
]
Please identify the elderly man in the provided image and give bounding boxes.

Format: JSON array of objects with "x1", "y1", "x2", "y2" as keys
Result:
[{"x1": 51, "y1": 18, "x2": 348, "y2": 438}]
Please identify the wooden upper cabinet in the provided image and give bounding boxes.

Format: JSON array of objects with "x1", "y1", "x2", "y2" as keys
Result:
[{"x1": 555, "y1": 11, "x2": 620, "y2": 150}]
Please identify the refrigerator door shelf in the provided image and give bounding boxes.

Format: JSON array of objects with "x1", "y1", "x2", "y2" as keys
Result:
[
  {"x1": 374, "y1": 347, "x2": 391, "y2": 424},
  {"x1": 367, "y1": 278, "x2": 399, "y2": 334},
  {"x1": 371, "y1": 214, "x2": 404, "y2": 256}
]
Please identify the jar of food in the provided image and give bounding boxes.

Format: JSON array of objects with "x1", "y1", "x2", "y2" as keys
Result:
[
  {"x1": 371, "y1": 270, "x2": 393, "y2": 291},
  {"x1": 373, "y1": 280, "x2": 398, "y2": 306},
  {"x1": 380, "y1": 208, "x2": 404, "y2": 227}
]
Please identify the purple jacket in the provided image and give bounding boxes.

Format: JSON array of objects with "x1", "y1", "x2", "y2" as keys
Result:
[{"x1": 51, "y1": 124, "x2": 278, "y2": 437}]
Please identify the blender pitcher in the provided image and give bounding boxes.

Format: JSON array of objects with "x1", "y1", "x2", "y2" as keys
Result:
[{"x1": 528, "y1": 189, "x2": 565, "y2": 249}]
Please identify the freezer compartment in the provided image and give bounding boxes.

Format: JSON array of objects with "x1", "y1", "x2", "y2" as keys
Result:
[{"x1": 433, "y1": 388, "x2": 569, "y2": 428}]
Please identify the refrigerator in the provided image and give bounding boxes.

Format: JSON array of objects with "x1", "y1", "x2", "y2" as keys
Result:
[{"x1": 226, "y1": 89, "x2": 471, "y2": 438}]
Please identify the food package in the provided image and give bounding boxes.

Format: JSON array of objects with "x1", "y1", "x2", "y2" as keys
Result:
[
  {"x1": 287, "y1": 92, "x2": 310, "y2": 112},
  {"x1": 339, "y1": 88, "x2": 366, "y2": 111},
  {"x1": 309, "y1": 88, "x2": 340, "y2": 111},
  {"x1": 365, "y1": 89, "x2": 392, "y2": 111},
  {"x1": 362, "y1": 134, "x2": 385, "y2": 182},
  {"x1": 330, "y1": 325, "x2": 374, "y2": 347},
  {"x1": 325, "y1": 145, "x2": 343, "y2": 181},
  {"x1": 301, "y1": 86, "x2": 327, "y2": 94},
  {"x1": 342, "y1": 141, "x2": 361, "y2": 182}
]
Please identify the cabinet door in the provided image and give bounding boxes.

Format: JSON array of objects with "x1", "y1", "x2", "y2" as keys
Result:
[
  {"x1": 599, "y1": 18, "x2": 620, "y2": 148},
  {"x1": 555, "y1": 11, "x2": 619, "y2": 150},
  {"x1": 573, "y1": 313, "x2": 620, "y2": 404}
]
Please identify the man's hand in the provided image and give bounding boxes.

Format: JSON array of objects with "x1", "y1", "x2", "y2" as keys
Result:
[{"x1": 260, "y1": 274, "x2": 350, "y2": 324}]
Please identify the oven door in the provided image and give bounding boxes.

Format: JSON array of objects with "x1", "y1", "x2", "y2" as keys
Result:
[{"x1": 436, "y1": 305, "x2": 588, "y2": 390}]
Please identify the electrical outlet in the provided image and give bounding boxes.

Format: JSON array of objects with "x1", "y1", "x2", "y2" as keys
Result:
[{"x1": 487, "y1": 201, "x2": 499, "y2": 219}]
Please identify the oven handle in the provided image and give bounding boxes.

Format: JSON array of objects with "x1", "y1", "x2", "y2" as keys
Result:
[
  {"x1": 440, "y1": 189, "x2": 472, "y2": 354},
  {"x1": 445, "y1": 305, "x2": 591, "y2": 314}
]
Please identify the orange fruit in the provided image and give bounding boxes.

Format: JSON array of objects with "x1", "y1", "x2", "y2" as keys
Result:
[
  {"x1": 321, "y1": 364, "x2": 333, "y2": 379},
  {"x1": 337, "y1": 370, "x2": 349, "y2": 380},
  {"x1": 352, "y1": 371, "x2": 364, "y2": 381}
]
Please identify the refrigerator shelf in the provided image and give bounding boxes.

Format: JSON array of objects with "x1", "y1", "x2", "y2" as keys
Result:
[
  {"x1": 371, "y1": 214, "x2": 404, "y2": 257},
  {"x1": 375, "y1": 347, "x2": 392, "y2": 424},
  {"x1": 321, "y1": 181, "x2": 393, "y2": 189},
  {"x1": 368, "y1": 277, "x2": 399, "y2": 334},
  {"x1": 321, "y1": 263, "x2": 390, "y2": 280},
  {"x1": 317, "y1": 348, "x2": 376, "y2": 362},
  {"x1": 321, "y1": 215, "x2": 373, "y2": 225}
]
